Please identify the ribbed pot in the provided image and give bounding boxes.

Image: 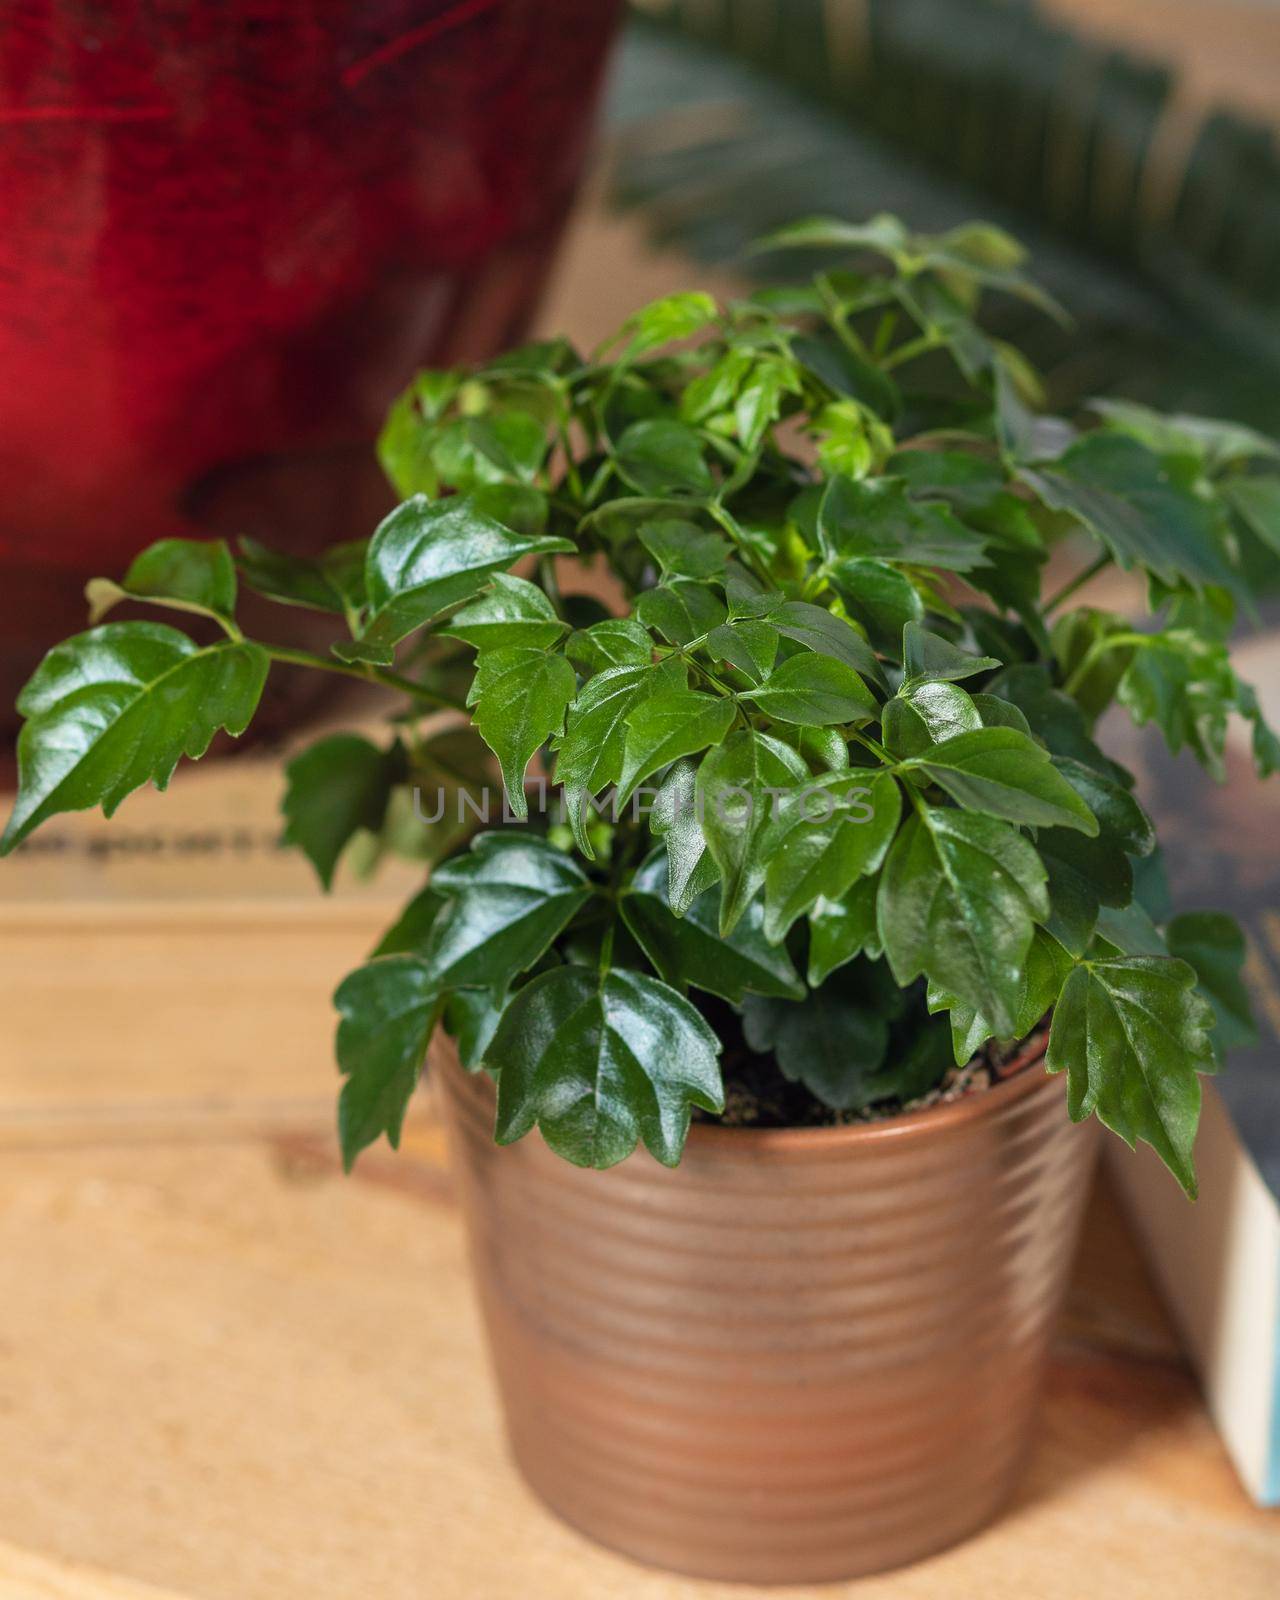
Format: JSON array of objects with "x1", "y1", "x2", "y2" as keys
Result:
[{"x1": 435, "y1": 1038, "x2": 1097, "y2": 1585}]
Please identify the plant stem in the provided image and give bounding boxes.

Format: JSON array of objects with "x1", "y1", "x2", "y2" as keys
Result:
[
  {"x1": 1043, "y1": 552, "x2": 1112, "y2": 615},
  {"x1": 849, "y1": 727, "x2": 895, "y2": 765},
  {"x1": 263, "y1": 644, "x2": 467, "y2": 712},
  {"x1": 880, "y1": 331, "x2": 945, "y2": 371},
  {"x1": 1060, "y1": 631, "x2": 1147, "y2": 699}
]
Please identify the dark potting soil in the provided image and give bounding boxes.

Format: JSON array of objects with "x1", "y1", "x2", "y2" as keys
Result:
[{"x1": 695, "y1": 1025, "x2": 1052, "y2": 1130}]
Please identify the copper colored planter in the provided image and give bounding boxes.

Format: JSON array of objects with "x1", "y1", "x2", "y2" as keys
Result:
[{"x1": 436, "y1": 1040, "x2": 1097, "y2": 1585}]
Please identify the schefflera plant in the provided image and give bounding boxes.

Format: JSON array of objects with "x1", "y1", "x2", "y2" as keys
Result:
[{"x1": 4, "y1": 215, "x2": 1276, "y2": 1196}]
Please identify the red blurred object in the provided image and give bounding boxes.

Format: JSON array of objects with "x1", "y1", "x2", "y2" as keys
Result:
[{"x1": 0, "y1": 0, "x2": 620, "y2": 718}]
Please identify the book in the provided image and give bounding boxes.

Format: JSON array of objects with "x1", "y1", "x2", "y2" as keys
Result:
[{"x1": 1105, "y1": 627, "x2": 1280, "y2": 1506}]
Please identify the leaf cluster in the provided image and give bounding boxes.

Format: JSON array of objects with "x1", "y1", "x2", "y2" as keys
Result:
[{"x1": 6, "y1": 216, "x2": 1274, "y2": 1193}]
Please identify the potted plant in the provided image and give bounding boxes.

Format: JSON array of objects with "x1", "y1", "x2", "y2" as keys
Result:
[{"x1": 4, "y1": 215, "x2": 1273, "y2": 1584}]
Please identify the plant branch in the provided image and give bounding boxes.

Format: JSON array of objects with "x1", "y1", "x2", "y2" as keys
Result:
[
  {"x1": 1043, "y1": 552, "x2": 1112, "y2": 615},
  {"x1": 263, "y1": 644, "x2": 467, "y2": 712}
]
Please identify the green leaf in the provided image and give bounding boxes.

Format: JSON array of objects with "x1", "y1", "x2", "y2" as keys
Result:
[
  {"x1": 878, "y1": 807, "x2": 1048, "y2": 1036},
  {"x1": 443, "y1": 987, "x2": 509, "y2": 1069},
  {"x1": 741, "y1": 987, "x2": 891, "y2": 1111},
  {"x1": 1047, "y1": 957, "x2": 1216, "y2": 1196},
  {"x1": 899, "y1": 727, "x2": 1099, "y2": 833},
  {"x1": 792, "y1": 333, "x2": 900, "y2": 423},
  {"x1": 440, "y1": 573, "x2": 567, "y2": 651},
  {"x1": 615, "y1": 690, "x2": 736, "y2": 806},
  {"x1": 808, "y1": 876, "x2": 881, "y2": 985},
  {"x1": 236, "y1": 536, "x2": 367, "y2": 617},
  {"x1": 754, "y1": 212, "x2": 909, "y2": 257},
  {"x1": 87, "y1": 538, "x2": 237, "y2": 626},
  {"x1": 373, "y1": 886, "x2": 446, "y2": 957},
  {"x1": 622, "y1": 291, "x2": 718, "y2": 355},
  {"x1": 1091, "y1": 399, "x2": 1280, "y2": 472},
  {"x1": 820, "y1": 476, "x2": 991, "y2": 573},
  {"x1": 423, "y1": 832, "x2": 591, "y2": 995},
  {"x1": 932, "y1": 927, "x2": 1074, "y2": 1066},
  {"x1": 649, "y1": 759, "x2": 720, "y2": 914},
  {"x1": 334, "y1": 956, "x2": 439, "y2": 1169},
  {"x1": 1116, "y1": 631, "x2": 1242, "y2": 780},
  {"x1": 901, "y1": 623, "x2": 999, "y2": 687},
  {"x1": 470, "y1": 647, "x2": 576, "y2": 819},
  {"x1": 621, "y1": 852, "x2": 803, "y2": 1002},
  {"x1": 1035, "y1": 757, "x2": 1152, "y2": 957},
  {"x1": 555, "y1": 663, "x2": 662, "y2": 853},
  {"x1": 827, "y1": 558, "x2": 924, "y2": 654},
  {"x1": 741, "y1": 653, "x2": 876, "y2": 726},
  {"x1": 762, "y1": 770, "x2": 901, "y2": 940},
  {"x1": 1020, "y1": 435, "x2": 1237, "y2": 593},
  {"x1": 639, "y1": 519, "x2": 729, "y2": 579},
  {"x1": 566, "y1": 617, "x2": 653, "y2": 671},
  {"x1": 635, "y1": 579, "x2": 727, "y2": 645},
  {"x1": 1225, "y1": 476, "x2": 1280, "y2": 557},
  {"x1": 1165, "y1": 912, "x2": 1256, "y2": 1054},
  {"x1": 282, "y1": 734, "x2": 402, "y2": 890},
  {"x1": 337, "y1": 494, "x2": 572, "y2": 665},
  {"x1": 615, "y1": 419, "x2": 715, "y2": 496},
  {"x1": 769, "y1": 600, "x2": 887, "y2": 689},
  {"x1": 972, "y1": 694, "x2": 1033, "y2": 735},
  {"x1": 882, "y1": 681, "x2": 981, "y2": 758},
  {"x1": 2, "y1": 623, "x2": 268, "y2": 854},
  {"x1": 696, "y1": 729, "x2": 808, "y2": 935},
  {"x1": 986, "y1": 664, "x2": 1130, "y2": 781},
  {"x1": 490, "y1": 965, "x2": 724, "y2": 1168},
  {"x1": 706, "y1": 619, "x2": 779, "y2": 683}
]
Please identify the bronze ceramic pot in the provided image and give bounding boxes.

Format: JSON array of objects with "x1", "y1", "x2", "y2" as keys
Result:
[{"x1": 436, "y1": 1039, "x2": 1097, "y2": 1585}]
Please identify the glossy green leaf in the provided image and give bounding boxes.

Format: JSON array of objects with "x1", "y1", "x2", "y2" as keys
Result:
[
  {"x1": 621, "y1": 852, "x2": 803, "y2": 1002},
  {"x1": 2, "y1": 622, "x2": 268, "y2": 853},
  {"x1": 615, "y1": 690, "x2": 736, "y2": 806},
  {"x1": 932, "y1": 926, "x2": 1074, "y2": 1065},
  {"x1": 635, "y1": 579, "x2": 727, "y2": 645},
  {"x1": 423, "y1": 832, "x2": 591, "y2": 996},
  {"x1": 373, "y1": 885, "x2": 447, "y2": 958},
  {"x1": 807, "y1": 876, "x2": 882, "y2": 985},
  {"x1": 649, "y1": 758, "x2": 720, "y2": 914},
  {"x1": 440, "y1": 573, "x2": 567, "y2": 651},
  {"x1": 899, "y1": 727, "x2": 1099, "y2": 833},
  {"x1": 769, "y1": 600, "x2": 887, "y2": 688},
  {"x1": 337, "y1": 494, "x2": 572, "y2": 665},
  {"x1": 827, "y1": 557, "x2": 924, "y2": 654},
  {"x1": 882, "y1": 681, "x2": 981, "y2": 758},
  {"x1": 555, "y1": 663, "x2": 662, "y2": 853},
  {"x1": 878, "y1": 807, "x2": 1049, "y2": 1036},
  {"x1": 706, "y1": 619, "x2": 778, "y2": 683},
  {"x1": 986, "y1": 664, "x2": 1130, "y2": 782},
  {"x1": 820, "y1": 476, "x2": 990, "y2": 573},
  {"x1": 762, "y1": 770, "x2": 900, "y2": 940},
  {"x1": 1047, "y1": 956, "x2": 1217, "y2": 1196},
  {"x1": 282, "y1": 733, "x2": 402, "y2": 890},
  {"x1": 87, "y1": 537, "x2": 237, "y2": 626},
  {"x1": 566, "y1": 617, "x2": 653, "y2": 671},
  {"x1": 470, "y1": 646, "x2": 576, "y2": 818},
  {"x1": 901, "y1": 623, "x2": 1000, "y2": 687},
  {"x1": 639, "y1": 519, "x2": 729, "y2": 579},
  {"x1": 741, "y1": 653, "x2": 876, "y2": 726},
  {"x1": 696, "y1": 729, "x2": 808, "y2": 934},
  {"x1": 334, "y1": 956, "x2": 439, "y2": 1169},
  {"x1": 490, "y1": 965, "x2": 724, "y2": 1168}
]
